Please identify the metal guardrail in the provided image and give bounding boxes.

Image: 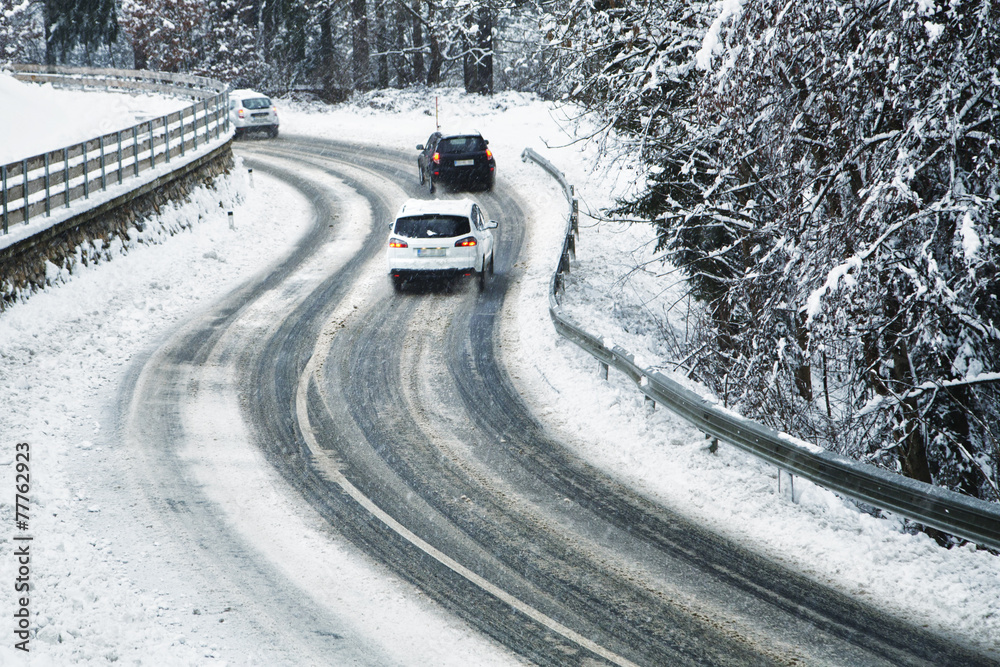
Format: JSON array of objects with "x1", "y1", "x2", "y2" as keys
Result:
[
  {"x1": 522, "y1": 146, "x2": 1000, "y2": 552},
  {"x1": 2, "y1": 65, "x2": 230, "y2": 235}
]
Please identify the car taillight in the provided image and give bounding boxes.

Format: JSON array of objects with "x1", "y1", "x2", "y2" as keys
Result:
[
  {"x1": 238, "y1": 109, "x2": 245, "y2": 118},
  {"x1": 485, "y1": 148, "x2": 493, "y2": 160},
  {"x1": 432, "y1": 152, "x2": 440, "y2": 164},
  {"x1": 389, "y1": 237, "x2": 408, "y2": 248},
  {"x1": 455, "y1": 237, "x2": 477, "y2": 247}
]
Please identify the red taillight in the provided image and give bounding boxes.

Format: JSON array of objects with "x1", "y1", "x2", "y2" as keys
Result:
[
  {"x1": 389, "y1": 237, "x2": 408, "y2": 248},
  {"x1": 485, "y1": 148, "x2": 493, "y2": 160},
  {"x1": 455, "y1": 237, "x2": 477, "y2": 247},
  {"x1": 432, "y1": 152, "x2": 440, "y2": 164},
  {"x1": 238, "y1": 109, "x2": 245, "y2": 118}
]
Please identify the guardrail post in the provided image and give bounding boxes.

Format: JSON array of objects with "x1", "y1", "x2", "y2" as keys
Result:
[
  {"x1": 133, "y1": 128, "x2": 139, "y2": 177},
  {"x1": 560, "y1": 247, "x2": 571, "y2": 274},
  {"x1": 2, "y1": 164, "x2": 7, "y2": 233},
  {"x1": 644, "y1": 395, "x2": 656, "y2": 412},
  {"x1": 82, "y1": 143, "x2": 89, "y2": 200},
  {"x1": 777, "y1": 469, "x2": 797, "y2": 502},
  {"x1": 192, "y1": 106, "x2": 199, "y2": 150},
  {"x1": 44, "y1": 152, "x2": 51, "y2": 217},
  {"x1": 572, "y1": 198, "x2": 579, "y2": 237},
  {"x1": 599, "y1": 361, "x2": 608, "y2": 380},
  {"x1": 163, "y1": 115, "x2": 170, "y2": 163},
  {"x1": 149, "y1": 120, "x2": 155, "y2": 169},
  {"x1": 100, "y1": 136, "x2": 107, "y2": 190},
  {"x1": 567, "y1": 233, "x2": 576, "y2": 259},
  {"x1": 204, "y1": 99, "x2": 210, "y2": 144},
  {"x1": 22, "y1": 159, "x2": 29, "y2": 224},
  {"x1": 63, "y1": 147, "x2": 70, "y2": 208},
  {"x1": 179, "y1": 111, "x2": 185, "y2": 157},
  {"x1": 117, "y1": 131, "x2": 123, "y2": 184}
]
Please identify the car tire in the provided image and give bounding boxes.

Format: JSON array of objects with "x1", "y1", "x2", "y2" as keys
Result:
[
  {"x1": 392, "y1": 276, "x2": 404, "y2": 293},
  {"x1": 269, "y1": 126, "x2": 279, "y2": 138},
  {"x1": 428, "y1": 176, "x2": 435, "y2": 195},
  {"x1": 478, "y1": 255, "x2": 492, "y2": 292},
  {"x1": 418, "y1": 165, "x2": 425, "y2": 185}
]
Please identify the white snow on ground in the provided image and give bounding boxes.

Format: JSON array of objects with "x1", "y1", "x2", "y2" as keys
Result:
[{"x1": 0, "y1": 81, "x2": 997, "y2": 664}]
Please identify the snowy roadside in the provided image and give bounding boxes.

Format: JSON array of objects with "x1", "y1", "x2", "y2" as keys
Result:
[
  {"x1": 0, "y1": 166, "x2": 266, "y2": 664},
  {"x1": 506, "y1": 142, "x2": 1000, "y2": 656}
]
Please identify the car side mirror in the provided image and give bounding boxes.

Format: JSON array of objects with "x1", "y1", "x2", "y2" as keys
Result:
[
  {"x1": 416, "y1": 144, "x2": 424, "y2": 151},
  {"x1": 486, "y1": 220, "x2": 498, "y2": 229}
]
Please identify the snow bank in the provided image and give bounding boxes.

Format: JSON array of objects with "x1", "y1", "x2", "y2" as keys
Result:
[{"x1": 0, "y1": 71, "x2": 186, "y2": 165}]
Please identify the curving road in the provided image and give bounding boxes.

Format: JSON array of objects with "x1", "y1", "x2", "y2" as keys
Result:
[{"x1": 120, "y1": 135, "x2": 996, "y2": 666}]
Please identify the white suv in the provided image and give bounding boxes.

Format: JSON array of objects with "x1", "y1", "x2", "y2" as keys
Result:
[
  {"x1": 229, "y1": 89, "x2": 279, "y2": 138},
  {"x1": 387, "y1": 198, "x2": 497, "y2": 292}
]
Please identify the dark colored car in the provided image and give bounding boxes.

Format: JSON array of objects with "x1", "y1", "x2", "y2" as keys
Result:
[{"x1": 417, "y1": 132, "x2": 495, "y2": 194}]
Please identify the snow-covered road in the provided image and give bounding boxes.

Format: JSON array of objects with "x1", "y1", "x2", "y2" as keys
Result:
[{"x1": 1, "y1": 78, "x2": 998, "y2": 664}]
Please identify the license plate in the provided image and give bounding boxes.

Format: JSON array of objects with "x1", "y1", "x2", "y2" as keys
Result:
[
  {"x1": 417, "y1": 248, "x2": 446, "y2": 257},
  {"x1": 454, "y1": 159, "x2": 474, "y2": 167}
]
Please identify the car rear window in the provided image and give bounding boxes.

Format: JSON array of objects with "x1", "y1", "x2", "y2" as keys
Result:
[
  {"x1": 438, "y1": 136, "x2": 486, "y2": 154},
  {"x1": 394, "y1": 215, "x2": 471, "y2": 238},
  {"x1": 242, "y1": 97, "x2": 272, "y2": 110}
]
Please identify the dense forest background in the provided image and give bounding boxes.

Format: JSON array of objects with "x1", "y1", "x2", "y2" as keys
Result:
[{"x1": 2, "y1": 0, "x2": 998, "y2": 516}]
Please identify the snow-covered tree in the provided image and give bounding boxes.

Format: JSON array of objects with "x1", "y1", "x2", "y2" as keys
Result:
[
  {"x1": 612, "y1": 0, "x2": 999, "y2": 505},
  {"x1": 120, "y1": 0, "x2": 207, "y2": 72},
  {"x1": 0, "y1": 0, "x2": 44, "y2": 62},
  {"x1": 198, "y1": 0, "x2": 261, "y2": 86}
]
